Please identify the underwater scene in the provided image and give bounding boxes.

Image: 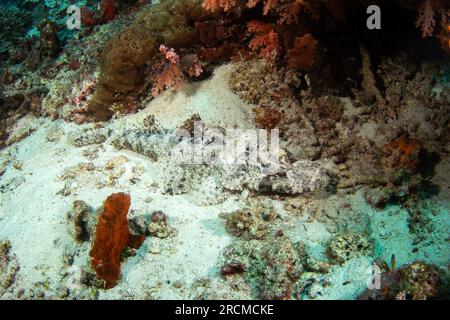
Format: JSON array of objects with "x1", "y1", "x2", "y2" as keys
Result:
[{"x1": 0, "y1": 0, "x2": 449, "y2": 301}]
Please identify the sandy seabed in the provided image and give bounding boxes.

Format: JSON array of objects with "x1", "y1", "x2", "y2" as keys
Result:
[{"x1": 0, "y1": 64, "x2": 449, "y2": 300}]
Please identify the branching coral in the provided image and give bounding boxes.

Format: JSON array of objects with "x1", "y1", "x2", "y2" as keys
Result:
[{"x1": 90, "y1": 193, "x2": 146, "y2": 289}]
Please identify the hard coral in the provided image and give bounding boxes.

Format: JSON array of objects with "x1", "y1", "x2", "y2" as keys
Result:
[
  {"x1": 220, "y1": 206, "x2": 268, "y2": 240},
  {"x1": 90, "y1": 193, "x2": 146, "y2": 289}
]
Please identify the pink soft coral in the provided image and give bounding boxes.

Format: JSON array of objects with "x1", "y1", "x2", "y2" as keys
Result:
[
  {"x1": 202, "y1": 0, "x2": 237, "y2": 12},
  {"x1": 151, "y1": 45, "x2": 184, "y2": 97}
]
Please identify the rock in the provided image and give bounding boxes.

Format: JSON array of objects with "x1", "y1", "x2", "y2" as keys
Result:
[
  {"x1": 148, "y1": 238, "x2": 162, "y2": 254},
  {"x1": 364, "y1": 187, "x2": 389, "y2": 210},
  {"x1": 148, "y1": 211, "x2": 170, "y2": 238},
  {"x1": 129, "y1": 210, "x2": 171, "y2": 238},
  {"x1": 66, "y1": 200, "x2": 96, "y2": 242}
]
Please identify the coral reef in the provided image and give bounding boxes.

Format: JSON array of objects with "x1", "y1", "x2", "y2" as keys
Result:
[{"x1": 90, "y1": 193, "x2": 146, "y2": 289}]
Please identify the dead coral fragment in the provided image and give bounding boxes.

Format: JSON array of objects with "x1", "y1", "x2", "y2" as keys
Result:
[
  {"x1": 220, "y1": 206, "x2": 269, "y2": 240},
  {"x1": 148, "y1": 211, "x2": 170, "y2": 238},
  {"x1": 90, "y1": 193, "x2": 146, "y2": 289},
  {"x1": 67, "y1": 200, "x2": 94, "y2": 243},
  {"x1": 326, "y1": 232, "x2": 373, "y2": 264}
]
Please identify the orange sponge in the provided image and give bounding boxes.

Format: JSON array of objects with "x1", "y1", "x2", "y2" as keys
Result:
[{"x1": 90, "y1": 193, "x2": 145, "y2": 289}]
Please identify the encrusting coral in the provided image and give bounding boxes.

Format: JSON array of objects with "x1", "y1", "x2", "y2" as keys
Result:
[{"x1": 90, "y1": 193, "x2": 146, "y2": 289}]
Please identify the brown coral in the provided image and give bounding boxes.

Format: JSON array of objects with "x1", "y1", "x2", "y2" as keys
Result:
[{"x1": 90, "y1": 193, "x2": 146, "y2": 289}]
